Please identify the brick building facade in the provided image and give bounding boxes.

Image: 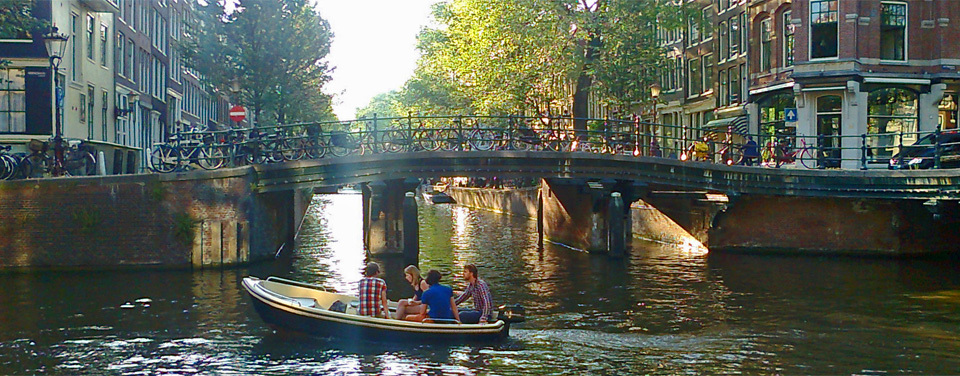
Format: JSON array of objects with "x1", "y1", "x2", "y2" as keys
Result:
[{"x1": 659, "y1": 0, "x2": 960, "y2": 168}]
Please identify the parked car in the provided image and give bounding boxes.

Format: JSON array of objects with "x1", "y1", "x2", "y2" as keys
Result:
[{"x1": 888, "y1": 131, "x2": 960, "y2": 170}]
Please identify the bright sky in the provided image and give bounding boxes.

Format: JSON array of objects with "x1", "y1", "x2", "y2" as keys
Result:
[{"x1": 313, "y1": 0, "x2": 438, "y2": 120}]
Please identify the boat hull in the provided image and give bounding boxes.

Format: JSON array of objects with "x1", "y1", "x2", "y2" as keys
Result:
[{"x1": 243, "y1": 277, "x2": 509, "y2": 343}]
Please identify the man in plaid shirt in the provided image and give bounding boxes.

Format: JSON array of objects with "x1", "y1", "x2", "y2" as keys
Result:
[
  {"x1": 455, "y1": 264, "x2": 493, "y2": 324},
  {"x1": 358, "y1": 262, "x2": 389, "y2": 318}
]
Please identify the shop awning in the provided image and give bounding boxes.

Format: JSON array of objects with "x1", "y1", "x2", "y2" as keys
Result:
[{"x1": 703, "y1": 116, "x2": 748, "y2": 135}]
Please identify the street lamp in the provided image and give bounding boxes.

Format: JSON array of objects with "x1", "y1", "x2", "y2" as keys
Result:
[{"x1": 43, "y1": 27, "x2": 69, "y2": 176}]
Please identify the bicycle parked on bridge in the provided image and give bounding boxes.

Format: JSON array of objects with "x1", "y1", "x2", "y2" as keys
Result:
[
  {"x1": 149, "y1": 127, "x2": 224, "y2": 173},
  {"x1": 18, "y1": 138, "x2": 97, "y2": 178},
  {"x1": 760, "y1": 137, "x2": 816, "y2": 168},
  {"x1": 0, "y1": 145, "x2": 23, "y2": 180}
]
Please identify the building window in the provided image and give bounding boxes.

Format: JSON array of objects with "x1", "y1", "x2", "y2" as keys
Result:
[
  {"x1": 71, "y1": 13, "x2": 79, "y2": 81},
  {"x1": 116, "y1": 32, "x2": 124, "y2": 76},
  {"x1": 0, "y1": 68, "x2": 26, "y2": 133},
  {"x1": 675, "y1": 57, "x2": 683, "y2": 91},
  {"x1": 127, "y1": 39, "x2": 134, "y2": 79},
  {"x1": 867, "y1": 88, "x2": 918, "y2": 159},
  {"x1": 729, "y1": 66, "x2": 740, "y2": 103},
  {"x1": 880, "y1": 2, "x2": 906, "y2": 61},
  {"x1": 741, "y1": 12, "x2": 748, "y2": 52},
  {"x1": 783, "y1": 10, "x2": 795, "y2": 67},
  {"x1": 86, "y1": 15, "x2": 95, "y2": 60},
  {"x1": 817, "y1": 95, "x2": 843, "y2": 166},
  {"x1": 719, "y1": 21, "x2": 728, "y2": 60},
  {"x1": 87, "y1": 85, "x2": 95, "y2": 139},
  {"x1": 730, "y1": 16, "x2": 740, "y2": 58},
  {"x1": 689, "y1": 57, "x2": 701, "y2": 95},
  {"x1": 810, "y1": 0, "x2": 839, "y2": 59},
  {"x1": 689, "y1": 16, "x2": 700, "y2": 42},
  {"x1": 79, "y1": 93, "x2": 86, "y2": 124},
  {"x1": 719, "y1": 70, "x2": 728, "y2": 106},
  {"x1": 101, "y1": 90, "x2": 108, "y2": 142},
  {"x1": 759, "y1": 93, "x2": 797, "y2": 139},
  {"x1": 702, "y1": 54, "x2": 713, "y2": 92},
  {"x1": 100, "y1": 24, "x2": 108, "y2": 66},
  {"x1": 759, "y1": 17, "x2": 772, "y2": 71},
  {"x1": 701, "y1": 7, "x2": 711, "y2": 42}
]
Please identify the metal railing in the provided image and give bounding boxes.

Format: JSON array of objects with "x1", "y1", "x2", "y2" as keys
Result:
[{"x1": 146, "y1": 114, "x2": 960, "y2": 173}]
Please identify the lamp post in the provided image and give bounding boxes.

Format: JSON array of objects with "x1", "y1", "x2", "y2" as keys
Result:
[
  {"x1": 648, "y1": 82, "x2": 662, "y2": 156},
  {"x1": 43, "y1": 27, "x2": 69, "y2": 177}
]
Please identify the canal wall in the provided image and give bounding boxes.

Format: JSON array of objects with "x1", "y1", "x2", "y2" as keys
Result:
[{"x1": 0, "y1": 168, "x2": 310, "y2": 269}]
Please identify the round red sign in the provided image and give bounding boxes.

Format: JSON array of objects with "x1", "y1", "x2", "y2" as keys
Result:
[{"x1": 229, "y1": 105, "x2": 246, "y2": 123}]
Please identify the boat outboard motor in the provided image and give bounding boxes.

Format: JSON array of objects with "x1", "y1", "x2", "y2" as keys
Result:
[{"x1": 496, "y1": 304, "x2": 525, "y2": 323}]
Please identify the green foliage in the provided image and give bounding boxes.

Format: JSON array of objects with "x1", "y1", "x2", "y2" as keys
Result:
[
  {"x1": 71, "y1": 207, "x2": 101, "y2": 234},
  {"x1": 181, "y1": 0, "x2": 337, "y2": 125},
  {"x1": 398, "y1": 0, "x2": 695, "y2": 121},
  {"x1": 356, "y1": 91, "x2": 401, "y2": 120},
  {"x1": 147, "y1": 180, "x2": 166, "y2": 202},
  {"x1": 172, "y1": 212, "x2": 199, "y2": 246},
  {"x1": 0, "y1": 0, "x2": 48, "y2": 39}
]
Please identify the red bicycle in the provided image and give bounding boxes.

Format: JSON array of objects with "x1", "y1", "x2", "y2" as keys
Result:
[{"x1": 761, "y1": 137, "x2": 816, "y2": 168}]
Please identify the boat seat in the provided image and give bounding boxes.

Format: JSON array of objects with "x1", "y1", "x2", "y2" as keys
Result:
[{"x1": 290, "y1": 297, "x2": 317, "y2": 308}]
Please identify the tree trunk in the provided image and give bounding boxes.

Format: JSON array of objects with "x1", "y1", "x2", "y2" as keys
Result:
[{"x1": 572, "y1": 31, "x2": 601, "y2": 133}]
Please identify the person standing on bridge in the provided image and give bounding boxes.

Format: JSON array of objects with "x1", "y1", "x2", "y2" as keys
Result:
[{"x1": 455, "y1": 264, "x2": 493, "y2": 324}]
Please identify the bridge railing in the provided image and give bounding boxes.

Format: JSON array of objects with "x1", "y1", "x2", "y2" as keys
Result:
[{"x1": 146, "y1": 115, "x2": 959, "y2": 173}]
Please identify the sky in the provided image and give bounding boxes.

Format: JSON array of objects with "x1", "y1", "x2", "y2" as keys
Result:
[{"x1": 313, "y1": 0, "x2": 438, "y2": 120}]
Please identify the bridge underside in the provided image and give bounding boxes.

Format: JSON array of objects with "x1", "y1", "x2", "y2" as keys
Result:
[{"x1": 271, "y1": 150, "x2": 956, "y2": 257}]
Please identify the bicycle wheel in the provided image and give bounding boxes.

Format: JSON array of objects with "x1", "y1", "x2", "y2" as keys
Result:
[
  {"x1": 278, "y1": 138, "x2": 304, "y2": 161},
  {"x1": 0, "y1": 154, "x2": 17, "y2": 179},
  {"x1": 417, "y1": 130, "x2": 441, "y2": 151},
  {"x1": 67, "y1": 151, "x2": 97, "y2": 176},
  {"x1": 198, "y1": 146, "x2": 225, "y2": 170},
  {"x1": 468, "y1": 129, "x2": 496, "y2": 151},
  {"x1": 382, "y1": 129, "x2": 407, "y2": 153},
  {"x1": 19, "y1": 154, "x2": 50, "y2": 178},
  {"x1": 798, "y1": 148, "x2": 816, "y2": 169},
  {"x1": 305, "y1": 138, "x2": 326, "y2": 159},
  {"x1": 329, "y1": 133, "x2": 356, "y2": 157},
  {"x1": 149, "y1": 145, "x2": 178, "y2": 173},
  {"x1": 438, "y1": 129, "x2": 459, "y2": 151}
]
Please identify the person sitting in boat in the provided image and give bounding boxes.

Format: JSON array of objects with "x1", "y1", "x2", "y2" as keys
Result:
[
  {"x1": 394, "y1": 265, "x2": 429, "y2": 320},
  {"x1": 454, "y1": 264, "x2": 493, "y2": 324},
  {"x1": 358, "y1": 262, "x2": 389, "y2": 318},
  {"x1": 411, "y1": 269, "x2": 459, "y2": 323}
]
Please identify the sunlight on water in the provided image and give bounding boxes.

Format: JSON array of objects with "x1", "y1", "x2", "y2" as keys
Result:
[{"x1": 2, "y1": 193, "x2": 960, "y2": 374}]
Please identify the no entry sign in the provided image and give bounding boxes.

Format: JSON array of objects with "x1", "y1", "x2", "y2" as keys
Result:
[{"x1": 229, "y1": 105, "x2": 246, "y2": 123}]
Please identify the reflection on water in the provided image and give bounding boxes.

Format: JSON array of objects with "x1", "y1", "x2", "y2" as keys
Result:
[{"x1": 2, "y1": 194, "x2": 960, "y2": 374}]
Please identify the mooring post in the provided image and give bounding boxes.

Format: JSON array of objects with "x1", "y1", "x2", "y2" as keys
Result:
[
  {"x1": 402, "y1": 191, "x2": 420, "y2": 266},
  {"x1": 608, "y1": 192, "x2": 625, "y2": 258}
]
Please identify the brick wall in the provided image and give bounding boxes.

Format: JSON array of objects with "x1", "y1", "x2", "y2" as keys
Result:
[{"x1": 0, "y1": 168, "x2": 302, "y2": 269}]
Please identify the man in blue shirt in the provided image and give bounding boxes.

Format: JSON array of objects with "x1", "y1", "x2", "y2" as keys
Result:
[{"x1": 420, "y1": 269, "x2": 460, "y2": 323}]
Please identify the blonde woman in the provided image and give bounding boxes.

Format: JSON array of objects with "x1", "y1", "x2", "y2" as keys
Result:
[{"x1": 395, "y1": 265, "x2": 429, "y2": 320}]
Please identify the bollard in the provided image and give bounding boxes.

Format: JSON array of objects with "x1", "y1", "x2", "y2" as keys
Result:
[
  {"x1": 402, "y1": 192, "x2": 419, "y2": 266},
  {"x1": 608, "y1": 192, "x2": 625, "y2": 258}
]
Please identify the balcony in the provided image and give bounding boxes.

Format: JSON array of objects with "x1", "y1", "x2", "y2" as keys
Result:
[{"x1": 79, "y1": 0, "x2": 119, "y2": 14}]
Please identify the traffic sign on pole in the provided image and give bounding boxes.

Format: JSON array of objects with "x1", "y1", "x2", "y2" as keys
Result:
[
  {"x1": 229, "y1": 105, "x2": 246, "y2": 123},
  {"x1": 784, "y1": 108, "x2": 798, "y2": 123}
]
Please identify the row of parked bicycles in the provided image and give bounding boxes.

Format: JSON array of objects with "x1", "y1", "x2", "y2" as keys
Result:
[
  {"x1": 148, "y1": 116, "x2": 648, "y2": 173},
  {"x1": 0, "y1": 138, "x2": 98, "y2": 180}
]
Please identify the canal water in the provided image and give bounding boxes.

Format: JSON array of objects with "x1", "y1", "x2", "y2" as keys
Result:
[{"x1": 2, "y1": 194, "x2": 960, "y2": 375}]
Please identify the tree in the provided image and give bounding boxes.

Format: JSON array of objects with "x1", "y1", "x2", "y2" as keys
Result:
[
  {"x1": 182, "y1": 0, "x2": 336, "y2": 126},
  {"x1": 0, "y1": 0, "x2": 47, "y2": 40},
  {"x1": 400, "y1": 0, "x2": 693, "y2": 128},
  {"x1": 356, "y1": 91, "x2": 401, "y2": 120}
]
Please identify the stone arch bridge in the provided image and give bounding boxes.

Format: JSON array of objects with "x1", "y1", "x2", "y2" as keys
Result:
[{"x1": 1, "y1": 149, "x2": 958, "y2": 269}]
